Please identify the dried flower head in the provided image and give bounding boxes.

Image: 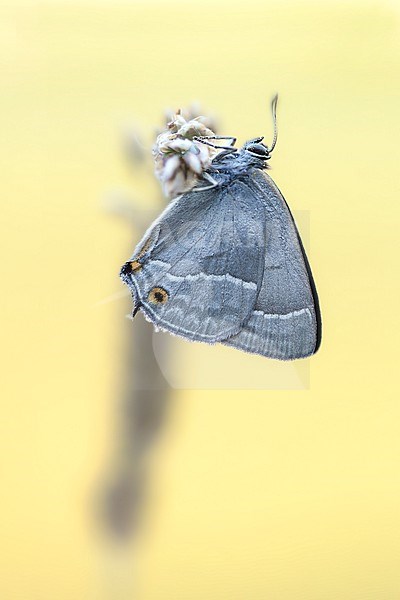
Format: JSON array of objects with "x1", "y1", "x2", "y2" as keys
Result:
[
  {"x1": 164, "y1": 103, "x2": 218, "y2": 135},
  {"x1": 153, "y1": 109, "x2": 218, "y2": 199}
]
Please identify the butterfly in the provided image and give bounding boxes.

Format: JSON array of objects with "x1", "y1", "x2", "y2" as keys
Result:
[{"x1": 120, "y1": 97, "x2": 321, "y2": 360}]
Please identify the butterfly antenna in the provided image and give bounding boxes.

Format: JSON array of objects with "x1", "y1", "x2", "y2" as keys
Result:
[{"x1": 268, "y1": 94, "x2": 278, "y2": 154}]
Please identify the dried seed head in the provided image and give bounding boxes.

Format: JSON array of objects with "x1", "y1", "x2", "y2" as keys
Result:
[
  {"x1": 153, "y1": 109, "x2": 218, "y2": 199},
  {"x1": 164, "y1": 104, "x2": 218, "y2": 134}
]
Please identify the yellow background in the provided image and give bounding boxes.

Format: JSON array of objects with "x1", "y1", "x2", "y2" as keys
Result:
[{"x1": 1, "y1": 1, "x2": 400, "y2": 598}]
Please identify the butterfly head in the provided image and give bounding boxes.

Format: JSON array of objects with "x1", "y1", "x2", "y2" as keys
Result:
[
  {"x1": 242, "y1": 137, "x2": 271, "y2": 160},
  {"x1": 221, "y1": 137, "x2": 272, "y2": 170}
]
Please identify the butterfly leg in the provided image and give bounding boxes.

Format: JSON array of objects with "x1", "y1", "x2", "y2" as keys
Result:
[
  {"x1": 193, "y1": 136, "x2": 238, "y2": 151},
  {"x1": 209, "y1": 148, "x2": 238, "y2": 162},
  {"x1": 196, "y1": 135, "x2": 237, "y2": 146},
  {"x1": 193, "y1": 172, "x2": 219, "y2": 191}
]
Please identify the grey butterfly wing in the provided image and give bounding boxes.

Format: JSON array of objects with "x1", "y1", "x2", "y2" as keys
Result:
[
  {"x1": 224, "y1": 169, "x2": 321, "y2": 360},
  {"x1": 120, "y1": 183, "x2": 266, "y2": 343}
]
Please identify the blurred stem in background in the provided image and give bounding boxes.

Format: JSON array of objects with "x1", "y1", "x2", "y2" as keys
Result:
[
  {"x1": 97, "y1": 146, "x2": 172, "y2": 542},
  {"x1": 96, "y1": 105, "x2": 218, "y2": 543}
]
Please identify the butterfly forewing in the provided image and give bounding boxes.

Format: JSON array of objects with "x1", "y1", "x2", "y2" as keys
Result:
[{"x1": 223, "y1": 169, "x2": 321, "y2": 359}]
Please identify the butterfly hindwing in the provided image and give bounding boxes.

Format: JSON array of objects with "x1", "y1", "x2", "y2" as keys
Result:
[{"x1": 121, "y1": 183, "x2": 266, "y2": 343}]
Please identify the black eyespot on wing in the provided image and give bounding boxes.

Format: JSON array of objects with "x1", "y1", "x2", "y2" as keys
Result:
[
  {"x1": 148, "y1": 287, "x2": 169, "y2": 304},
  {"x1": 120, "y1": 261, "x2": 132, "y2": 275},
  {"x1": 120, "y1": 260, "x2": 142, "y2": 277}
]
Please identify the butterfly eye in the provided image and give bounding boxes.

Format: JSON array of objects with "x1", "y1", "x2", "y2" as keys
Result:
[
  {"x1": 148, "y1": 287, "x2": 169, "y2": 304},
  {"x1": 246, "y1": 143, "x2": 269, "y2": 157}
]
